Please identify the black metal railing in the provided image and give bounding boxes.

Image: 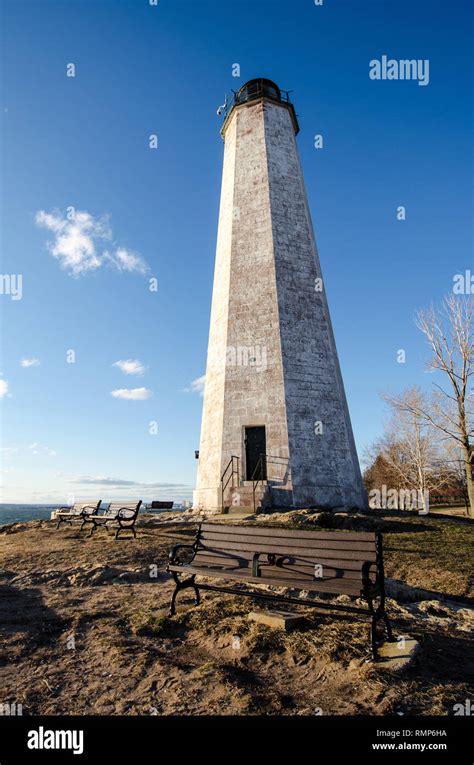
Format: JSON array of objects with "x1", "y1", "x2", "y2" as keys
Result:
[
  {"x1": 233, "y1": 79, "x2": 293, "y2": 107},
  {"x1": 219, "y1": 79, "x2": 299, "y2": 134},
  {"x1": 220, "y1": 455, "x2": 240, "y2": 513},
  {"x1": 251, "y1": 453, "x2": 290, "y2": 512}
]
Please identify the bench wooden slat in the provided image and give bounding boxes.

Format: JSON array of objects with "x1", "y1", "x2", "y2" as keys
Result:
[
  {"x1": 198, "y1": 539, "x2": 377, "y2": 561},
  {"x1": 201, "y1": 530, "x2": 376, "y2": 552},
  {"x1": 201, "y1": 523, "x2": 376, "y2": 543},
  {"x1": 169, "y1": 563, "x2": 365, "y2": 596},
  {"x1": 193, "y1": 552, "x2": 365, "y2": 579},
  {"x1": 193, "y1": 550, "x2": 371, "y2": 572},
  {"x1": 57, "y1": 501, "x2": 101, "y2": 518},
  {"x1": 58, "y1": 501, "x2": 99, "y2": 512},
  {"x1": 104, "y1": 502, "x2": 141, "y2": 512},
  {"x1": 193, "y1": 561, "x2": 363, "y2": 584},
  {"x1": 260, "y1": 565, "x2": 362, "y2": 582}
]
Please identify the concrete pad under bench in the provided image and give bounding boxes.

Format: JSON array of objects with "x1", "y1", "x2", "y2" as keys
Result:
[
  {"x1": 377, "y1": 638, "x2": 420, "y2": 670},
  {"x1": 248, "y1": 609, "x2": 304, "y2": 631}
]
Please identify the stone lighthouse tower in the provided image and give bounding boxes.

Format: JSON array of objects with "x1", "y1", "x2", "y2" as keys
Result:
[{"x1": 193, "y1": 78, "x2": 366, "y2": 514}]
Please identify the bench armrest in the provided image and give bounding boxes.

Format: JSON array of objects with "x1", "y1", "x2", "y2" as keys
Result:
[
  {"x1": 117, "y1": 508, "x2": 137, "y2": 520},
  {"x1": 168, "y1": 544, "x2": 196, "y2": 566},
  {"x1": 80, "y1": 505, "x2": 99, "y2": 517}
]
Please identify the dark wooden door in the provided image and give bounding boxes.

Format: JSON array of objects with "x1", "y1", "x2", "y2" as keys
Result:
[{"x1": 245, "y1": 426, "x2": 266, "y2": 480}]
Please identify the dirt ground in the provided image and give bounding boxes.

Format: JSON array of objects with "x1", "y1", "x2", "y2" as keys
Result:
[{"x1": 1, "y1": 509, "x2": 473, "y2": 716}]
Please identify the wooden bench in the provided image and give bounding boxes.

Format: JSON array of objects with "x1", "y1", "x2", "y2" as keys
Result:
[
  {"x1": 167, "y1": 522, "x2": 395, "y2": 660},
  {"x1": 55, "y1": 500, "x2": 102, "y2": 529},
  {"x1": 83, "y1": 501, "x2": 142, "y2": 539}
]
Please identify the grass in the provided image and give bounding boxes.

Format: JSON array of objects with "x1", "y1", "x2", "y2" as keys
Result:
[
  {"x1": 132, "y1": 614, "x2": 168, "y2": 637},
  {"x1": 429, "y1": 504, "x2": 469, "y2": 514},
  {"x1": 384, "y1": 517, "x2": 473, "y2": 598}
]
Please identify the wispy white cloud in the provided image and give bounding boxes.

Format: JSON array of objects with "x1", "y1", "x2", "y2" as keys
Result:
[
  {"x1": 65, "y1": 474, "x2": 193, "y2": 500},
  {"x1": 35, "y1": 209, "x2": 148, "y2": 277},
  {"x1": 29, "y1": 442, "x2": 57, "y2": 457},
  {"x1": 1, "y1": 446, "x2": 18, "y2": 458},
  {"x1": 67, "y1": 475, "x2": 190, "y2": 489},
  {"x1": 111, "y1": 387, "x2": 152, "y2": 400},
  {"x1": 20, "y1": 358, "x2": 40, "y2": 368},
  {"x1": 113, "y1": 359, "x2": 146, "y2": 376},
  {"x1": 109, "y1": 248, "x2": 148, "y2": 275},
  {"x1": 0, "y1": 379, "x2": 9, "y2": 398},
  {"x1": 183, "y1": 375, "x2": 205, "y2": 396}
]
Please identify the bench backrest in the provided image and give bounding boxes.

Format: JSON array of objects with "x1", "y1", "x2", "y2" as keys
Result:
[
  {"x1": 195, "y1": 523, "x2": 380, "y2": 596},
  {"x1": 67, "y1": 500, "x2": 101, "y2": 515},
  {"x1": 105, "y1": 501, "x2": 142, "y2": 518}
]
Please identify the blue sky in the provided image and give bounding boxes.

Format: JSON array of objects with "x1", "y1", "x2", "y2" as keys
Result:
[{"x1": 1, "y1": 0, "x2": 472, "y2": 504}]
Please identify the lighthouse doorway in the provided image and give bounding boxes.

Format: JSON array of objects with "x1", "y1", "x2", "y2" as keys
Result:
[{"x1": 244, "y1": 426, "x2": 267, "y2": 481}]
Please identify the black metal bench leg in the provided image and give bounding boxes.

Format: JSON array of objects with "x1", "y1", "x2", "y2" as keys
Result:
[
  {"x1": 370, "y1": 613, "x2": 380, "y2": 661},
  {"x1": 56, "y1": 517, "x2": 73, "y2": 529},
  {"x1": 367, "y1": 595, "x2": 382, "y2": 660},
  {"x1": 168, "y1": 585, "x2": 179, "y2": 617},
  {"x1": 382, "y1": 611, "x2": 395, "y2": 642},
  {"x1": 168, "y1": 573, "x2": 199, "y2": 617},
  {"x1": 367, "y1": 594, "x2": 395, "y2": 660},
  {"x1": 114, "y1": 526, "x2": 134, "y2": 540},
  {"x1": 114, "y1": 523, "x2": 135, "y2": 540}
]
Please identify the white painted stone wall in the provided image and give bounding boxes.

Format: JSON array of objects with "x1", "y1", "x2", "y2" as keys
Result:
[{"x1": 193, "y1": 96, "x2": 366, "y2": 513}]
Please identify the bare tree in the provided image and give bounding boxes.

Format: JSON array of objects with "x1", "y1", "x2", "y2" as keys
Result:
[
  {"x1": 377, "y1": 387, "x2": 446, "y2": 508},
  {"x1": 387, "y1": 296, "x2": 474, "y2": 518},
  {"x1": 432, "y1": 441, "x2": 471, "y2": 511}
]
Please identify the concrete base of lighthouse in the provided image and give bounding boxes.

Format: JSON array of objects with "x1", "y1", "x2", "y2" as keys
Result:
[
  {"x1": 192, "y1": 483, "x2": 366, "y2": 515},
  {"x1": 192, "y1": 487, "x2": 223, "y2": 515}
]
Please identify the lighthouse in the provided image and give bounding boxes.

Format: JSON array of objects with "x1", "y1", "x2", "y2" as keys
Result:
[{"x1": 193, "y1": 79, "x2": 366, "y2": 514}]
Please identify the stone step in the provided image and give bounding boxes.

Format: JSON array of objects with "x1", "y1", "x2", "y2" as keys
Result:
[
  {"x1": 223, "y1": 508, "x2": 256, "y2": 517},
  {"x1": 223, "y1": 491, "x2": 266, "y2": 498},
  {"x1": 223, "y1": 484, "x2": 269, "y2": 511},
  {"x1": 230, "y1": 488, "x2": 266, "y2": 497}
]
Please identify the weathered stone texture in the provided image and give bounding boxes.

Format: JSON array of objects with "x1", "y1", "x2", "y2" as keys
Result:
[{"x1": 193, "y1": 95, "x2": 366, "y2": 513}]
